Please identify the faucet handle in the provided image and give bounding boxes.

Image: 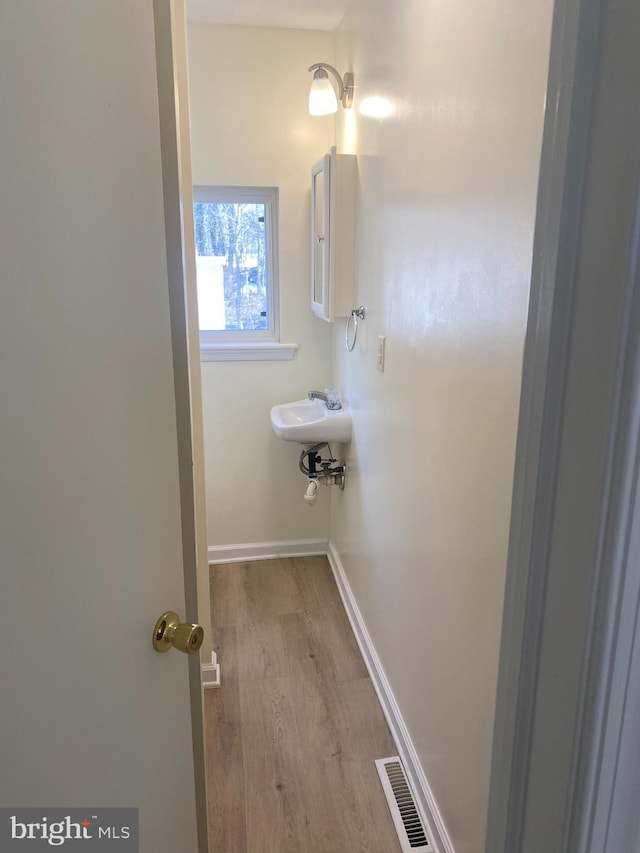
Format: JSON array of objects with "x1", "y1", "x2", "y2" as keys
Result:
[{"x1": 325, "y1": 388, "x2": 342, "y2": 410}]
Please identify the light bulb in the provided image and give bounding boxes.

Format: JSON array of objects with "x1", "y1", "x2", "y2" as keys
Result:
[{"x1": 309, "y1": 74, "x2": 338, "y2": 116}]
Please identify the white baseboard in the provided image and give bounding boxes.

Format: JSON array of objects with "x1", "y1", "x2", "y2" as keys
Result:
[
  {"x1": 208, "y1": 539, "x2": 329, "y2": 564},
  {"x1": 326, "y1": 542, "x2": 455, "y2": 853}
]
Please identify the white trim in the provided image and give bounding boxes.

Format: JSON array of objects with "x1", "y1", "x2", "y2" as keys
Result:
[
  {"x1": 326, "y1": 542, "x2": 455, "y2": 853},
  {"x1": 152, "y1": 3, "x2": 208, "y2": 851},
  {"x1": 575, "y1": 274, "x2": 640, "y2": 850},
  {"x1": 201, "y1": 650, "x2": 221, "y2": 690},
  {"x1": 207, "y1": 539, "x2": 329, "y2": 564},
  {"x1": 487, "y1": 0, "x2": 640, "y2": 848},
  {"x1": 200, "y1": 342, "x2": 297, "y2": 362},
  {"x1": 564, "y1": 132, "x2": 640, "y2": 853},
  {"x1": 486, "y1": 0, "x2": 598, "y2": 845}
]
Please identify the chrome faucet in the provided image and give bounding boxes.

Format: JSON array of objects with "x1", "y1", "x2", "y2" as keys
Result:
[{"x1": 308, "y1": 390, "x2": 342, "y2": 410}]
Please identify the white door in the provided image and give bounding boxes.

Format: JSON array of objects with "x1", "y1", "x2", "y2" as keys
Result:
[{"x1": 0, "y1": 2, "x2": 204, "y2": 851}]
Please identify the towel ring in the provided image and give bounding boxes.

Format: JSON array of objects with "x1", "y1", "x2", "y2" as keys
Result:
[{"x1": 345, "y1": 306, "x2": 366, "y2": 352}]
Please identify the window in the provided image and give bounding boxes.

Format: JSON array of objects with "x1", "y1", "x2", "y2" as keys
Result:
[{"x1": 193, "y1": 186, "x2": 294, "y2": 361}]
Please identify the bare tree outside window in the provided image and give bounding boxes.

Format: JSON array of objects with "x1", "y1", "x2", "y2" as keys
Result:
[
  {"x1": 193, "y1": 186, "x2": 279, "y2": 351},
  {"x1": 193, "y1": 201, "x2": 269, "y2": 332}
]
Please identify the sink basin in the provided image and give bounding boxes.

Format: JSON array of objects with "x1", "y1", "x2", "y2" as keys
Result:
[{"x1": 270, "y1": 398, "x2": 352, "y2": 445}]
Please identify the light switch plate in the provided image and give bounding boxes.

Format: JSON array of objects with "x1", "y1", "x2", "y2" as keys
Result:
[{"x1": 377, "y1": 335, "x2": 386, "y2": 372}]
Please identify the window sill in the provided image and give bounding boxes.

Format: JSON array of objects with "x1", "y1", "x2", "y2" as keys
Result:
[{"x1": 200, "y1": 342, "x2": 298, "y2": 362}]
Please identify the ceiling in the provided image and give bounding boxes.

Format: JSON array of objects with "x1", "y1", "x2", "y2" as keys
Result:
[{"x1": 185, "y1": 0, "x2": 349, "y2": 31}]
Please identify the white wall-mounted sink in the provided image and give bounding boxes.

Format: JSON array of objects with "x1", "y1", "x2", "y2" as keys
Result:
[{"x1": 270, "y1": 398, "x2": 352, "y2": 445}]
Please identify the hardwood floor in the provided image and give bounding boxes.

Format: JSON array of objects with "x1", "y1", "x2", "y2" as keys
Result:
[{"x1": 205, "y1": 556, "x2": 402, "y2": 853}]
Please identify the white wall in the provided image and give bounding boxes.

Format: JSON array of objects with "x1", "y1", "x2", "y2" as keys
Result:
[
  {"x1": 330, "y1": 1, "x2": 552, "y2": 849},
  {"x1": 187, "y1": 24, "x2": 336, "y2": 547}
]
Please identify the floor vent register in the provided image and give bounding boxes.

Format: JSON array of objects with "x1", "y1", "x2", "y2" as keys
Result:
[{"x1": 375, "y1": 757, "x2": 434, "y2": 852}]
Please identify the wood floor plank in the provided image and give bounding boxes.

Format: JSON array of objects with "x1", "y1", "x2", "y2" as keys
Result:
[
  {"x1": 235, "y1": 618, "x2": 293, "y2": 683},
  {"x1": 328, "y1": 755, "x2": 403, "y2": 852},
  {"x1": 239, "y1": 676, "x2": 314, "y2": 853},
  {"x1": 242, "y1": 558, "x2": 305, "y2": 620},
  {"x1": 330, "y1": 676, "x2": 398, "y2": 761},
  {"x1": 205, "y1": 626, "x2": 247, "y2": 853},
  {"x1": 287, "y1": 659, "x2": 401, "y2": 852},
  {"x1": 210, "y1": 563, "x2": 246, "y2": 629},
  {"x1": 206, "y1": 556, "x2": 402, "y2": 853},
  {"x1": 291, "y1": 556, "x2": 369, "y2": 682}
]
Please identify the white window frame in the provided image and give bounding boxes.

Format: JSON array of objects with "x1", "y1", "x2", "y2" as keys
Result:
[{"x1": 193, "y1": 186, "x2": 296, "y2": 362}]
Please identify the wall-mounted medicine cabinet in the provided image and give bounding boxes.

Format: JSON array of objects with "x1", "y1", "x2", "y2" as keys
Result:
[{"x1": 311, "y1": 146, "x2": 356, "y2": 322}]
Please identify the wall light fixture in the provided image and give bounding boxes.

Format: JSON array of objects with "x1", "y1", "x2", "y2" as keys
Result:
[{"x1": 308, "y1": 63, "x2": 354, "y2": 115}]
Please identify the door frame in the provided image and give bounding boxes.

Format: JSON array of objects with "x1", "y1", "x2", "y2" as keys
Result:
[
  {"x1": 487, "y1": 0, "x2": 640, "y2": 848},
  {"x1": 154, "y1": 0, "x2": 640, "y2": 847},
  {"x1": 153, "y1": 2, "x2": 210, "y2": 851}
]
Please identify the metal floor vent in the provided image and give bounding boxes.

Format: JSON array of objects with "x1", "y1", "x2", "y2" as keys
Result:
[{"x1": 375, "y1": 757, "x2": 434, "y2": 852}]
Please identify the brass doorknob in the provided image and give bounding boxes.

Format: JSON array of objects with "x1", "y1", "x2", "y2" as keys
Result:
[{"x1": 152, "y1": 611, "x2": 204, "y2": 655}]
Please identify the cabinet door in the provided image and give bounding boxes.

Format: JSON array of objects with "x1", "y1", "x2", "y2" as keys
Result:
[{"x1": 311, "y1": 153, "x2": 331, "y2": 320}]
